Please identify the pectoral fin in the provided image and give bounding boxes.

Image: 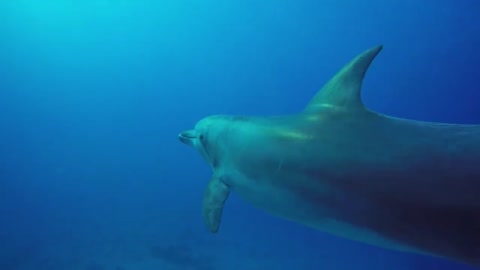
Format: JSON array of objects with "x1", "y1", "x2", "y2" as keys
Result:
[{"x1": 202, "y1": 177, "x2": 230, "y2": 233}]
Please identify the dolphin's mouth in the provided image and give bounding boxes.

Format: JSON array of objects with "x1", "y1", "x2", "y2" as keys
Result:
[{"x1": 178, "y1": 130, "x2": 198, "y2": 145}]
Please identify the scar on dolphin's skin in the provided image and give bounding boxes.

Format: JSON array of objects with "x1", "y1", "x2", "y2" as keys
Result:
[
  {"x1": 276, "y1": 158, "x2": 284, "y2": 172},
  {"x1": 179, "y1": 46, "x2": 480, "y2": 267}
]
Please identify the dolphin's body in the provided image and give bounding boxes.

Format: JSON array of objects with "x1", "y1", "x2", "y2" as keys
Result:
[{"x1": 178, "y1": 46, "x2": 480, "y2": 267}]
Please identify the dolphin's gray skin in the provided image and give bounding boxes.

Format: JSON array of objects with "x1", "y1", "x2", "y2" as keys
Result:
[{"x1": 178, "y1": 46, "x2": 480, "y2": 267}]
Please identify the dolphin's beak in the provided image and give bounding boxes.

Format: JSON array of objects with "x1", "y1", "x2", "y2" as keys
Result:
[{"x1": 178, "y1": 130, "x2": 199, "y2": 146}]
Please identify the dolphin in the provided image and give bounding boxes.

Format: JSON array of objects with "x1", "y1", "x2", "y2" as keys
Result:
[{"x1": 178, "y1": 45, "x2": 480, "y2": 267}]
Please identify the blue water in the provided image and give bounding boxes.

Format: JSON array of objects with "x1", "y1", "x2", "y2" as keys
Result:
[{"x1": 0, "y1": 1, "x2": 479, "y2": 269}]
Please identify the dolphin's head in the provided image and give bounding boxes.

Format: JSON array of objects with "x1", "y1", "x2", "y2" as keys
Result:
[{"x1": 178, "y1": 115, "x2": 234, "y2": 169}]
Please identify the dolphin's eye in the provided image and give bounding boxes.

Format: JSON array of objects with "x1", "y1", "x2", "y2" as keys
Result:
[{"x1": 199, "y1": 134, "x2": 204, "y2": 140}]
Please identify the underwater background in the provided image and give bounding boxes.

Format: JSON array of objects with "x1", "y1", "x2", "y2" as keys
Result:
[{"x1": 0, "y1": 0, "x2": 479, "y2": 269}]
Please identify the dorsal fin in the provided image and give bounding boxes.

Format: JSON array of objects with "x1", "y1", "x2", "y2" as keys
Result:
[{"x1": 303, "y1": 45, "x2": 383, "y2": 113}]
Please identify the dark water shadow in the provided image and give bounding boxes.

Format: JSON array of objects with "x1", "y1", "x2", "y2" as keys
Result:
[{"x1": 150, "y1": 243, "x2": 217, "y2": 270}]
